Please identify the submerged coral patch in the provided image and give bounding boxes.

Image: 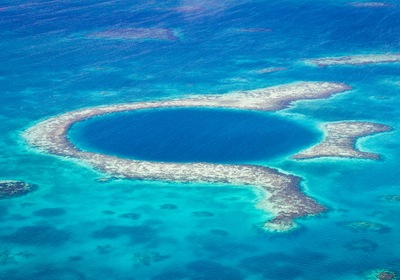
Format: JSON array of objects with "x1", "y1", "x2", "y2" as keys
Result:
[
  {"x1": 0, "y1": 180, "x2": 37, "y2": 199},
  {"x1": 160, "y1": 204, "x2": 178, "y2": 210},
  {"x1": 1, "y1": 225, "x2": 70, "y2": 246},
  {"x1": 378, "y1": 195, "x2": 400, "y2": 203},
  {"x1": 305, "y1": 54, "x2": 400, "y2": 67},
  {"x1": 33, "y1": 207, "x2": 66, "y2": 217},
  {"x1": 366, "y1": 269, "x2": 398, "y2": 280},
  {"x1": 88, "y1": 28, "x2": 177, "y2": 41},
  {"x1": 118, "y1": 213, "x2": 141, "y2": 220},
  {"x1": 92, "y1": 225, "x2": 157, "y2": 244},
  {"x1": 338, "y1": 221, "x2": 391, "y2": 233},
  {"x1": 344, "y1": 239, "x2": 379, "y2": 252}
]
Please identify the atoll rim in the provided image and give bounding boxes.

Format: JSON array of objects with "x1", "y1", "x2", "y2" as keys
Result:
[{"x1": 23, "y1": 81, "x2": 351, "y2": 232}]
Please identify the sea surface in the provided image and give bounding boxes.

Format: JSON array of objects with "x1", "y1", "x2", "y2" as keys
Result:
[
  {"x1": 1, "y1": 0, "x2": 400, "y2": 279},
  {"x1": 68, "y1": 108, "x2": 319, "y2": 163}
]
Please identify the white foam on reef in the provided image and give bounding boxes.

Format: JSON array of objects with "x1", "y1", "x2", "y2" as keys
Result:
[
  {"x1": 88, "y1": 28, "x2": 178, "y2": 41},
  {"x1": 305, "y1": 54, "x2": 400, "y2": 67},
  {"x1": 292, "y1": 121, "x2": 391, "y2": 160},
  {"x1": 348, "y1": 2, "x2": 396, "y2": 7},
  {"x1": 23, "y1": 82, "x2": 351, "y2": 231},
  {"x1": 256, "y1": 67, "x2": 287, "y2": 74}
]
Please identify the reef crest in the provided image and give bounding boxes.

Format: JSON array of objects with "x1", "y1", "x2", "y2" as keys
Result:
[
  {"x1": 306, "y1": 54, "x2": 400, "y2": 67},
  {"x1": 292, "y1": 121, "x2": 391, "y2": 160}
]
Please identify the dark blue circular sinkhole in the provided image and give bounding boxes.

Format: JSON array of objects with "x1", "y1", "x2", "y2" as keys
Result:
[{"x1": 68, "y1": 108, "x2": 319, "y2": 163}]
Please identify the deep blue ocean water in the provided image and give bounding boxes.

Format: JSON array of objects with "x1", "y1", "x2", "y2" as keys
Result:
[
  {"x1": 68, "y1": 108, "x2": 319, "y2": 163},
  {"x1": 1, "y1": 0, "x2": 400, "y2": 279}
]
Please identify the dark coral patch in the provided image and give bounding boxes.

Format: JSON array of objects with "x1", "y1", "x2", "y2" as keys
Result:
[
  {"x1": 0, "y1": 249, "x2": 18, "y2": 265},
  {"x1": 96, "y1": 245, "x2": 113, "y2": 254},
  {"x1": 241, "y1": 254, "x2": 304, "y2": 279},
  {"x1": 0, "y1": 205, "x2": 8, "y2": 218},
  {"x1": 68, "y1": 255, "x2": 83, "y2": 262},
  {"x1": 92, "y1": 225, "x2": 156, "y2": 243},
  {"x1": 378, "y1": 195, "x2": 400, "y2": 203},
  {"x1": 1, "y1": 225, "x2": 70, "y2": 246},
  {"x1": 133, "y1": 252, "x2": 171, "y2": 267},
  {"x1": 338, "y1": 221, "x2": 391, "y2": 233},
  {"x1": 344, "y1": 239, "x2": 379, "y2": 252},
  {"x1": 10, "y1": 214, "x2": 29, "y2": 221},
  {"x1": 375, "y1": 270, "x2": 398, "y2": 280},
  {"x1": 18, "y1": 266, "x2": 86, "y2": 280},
  {"x1": 186, "y1": 260, "x2": 244, "y2": 280},
  {"x1": 0, "y1": 180, "x2": 37, "y2": 199},
  {"x1": 33, "y1": 207, "x2": 66, "y2": 217},
  {"x1": 151, "y1": 270, "x2": 189, "y2": 280},
  {"x1": 102, "y1": 210, "x2": 115, "y2": 215},
  {"x1": 19, "y1": 202, "x2": 35, "y2": 208},
  {"x1": 210, "y1": 229, "x2": 229, "y2": 236},
  {"x1": 191, "y1": 211, "x2": 214, "y2": 217},
  {"x1": 366, "y1": 269, "x2": 398, "y2": 280},
  {"x1": 119, "y1": 213, "x2": 141, "y2": 220},
  {"x1": 160, "y1": 204, "x2": 178, "y2": 210},
  {"x1": 241, "y1": 252, "x2": 326, "y2": 279}
]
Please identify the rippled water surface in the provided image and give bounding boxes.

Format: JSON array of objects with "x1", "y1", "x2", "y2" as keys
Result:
[
  {"x1": 69, "y1": 108, "x2": 319, "y2": 163},
  {"x1": 1, "y1": 0, "x2": 399, "y2": 279}
]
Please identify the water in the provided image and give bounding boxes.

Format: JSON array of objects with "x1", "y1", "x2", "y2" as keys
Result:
[
  {"x1": 1, "y1": 0, "x2": 400, "y2": 279},
  {"x1": 69, "y1": 108, "x2": 319, "y2": 163}
]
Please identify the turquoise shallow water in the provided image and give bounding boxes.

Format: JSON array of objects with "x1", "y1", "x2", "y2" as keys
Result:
[
  {"x1": 68, "y1": 108, "x2": 319, "y2": 163},
  {"x1": 1, "y1": 0, "x2": 400, "y2": 279}
]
